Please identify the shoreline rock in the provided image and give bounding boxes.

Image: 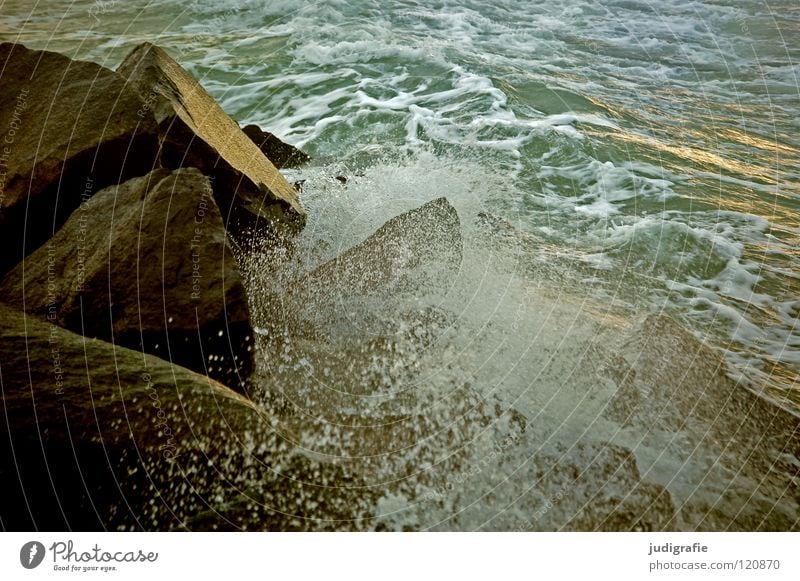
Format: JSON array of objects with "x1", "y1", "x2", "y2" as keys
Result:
[
  {"x1": 241, "y1": 124, "x2": 310, "y2": 169},
  {"x1": 0, "y1": 304, "x2": 376, "y2": 530},
  {"x1": 302, "y1": 196, "x2": 463, "y2": 295},
  {"x1": 247, "y1": 196, "x2": 676, "y2": 531},
  {"x1": 0, "y1": 42, "x2": 160, "y2": 275},
  {"x1": 117, "y1": 43, "x2": 306, "y2": 242},
  {"x1": 604, "y1": 313, "x2": 800, "y2": 530},
  {"x1": 244, "y1": 196, "x2": 464, "y2": 349},
  {"x1": 0, "y1": 168, "x2": 255, "y2": 392}
]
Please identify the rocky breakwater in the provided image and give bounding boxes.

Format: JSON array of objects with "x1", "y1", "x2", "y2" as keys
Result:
[
  {"x1": 117, "y1": 42, "x2": 307, "y2": 245},
  {"x1": 0, "y1": 42, "x2": 160, "y2": 274},
  {"x1": 2, "y1": 41, "x2": 793, "y2": 533},
  {"x1": 0, "y1": 41, "x2": 309, "y2": 394},
  {"x1": 0, "y1": 42, "x2": 345, "y2": 531},
  {"x1": 0, "y1": 168, "x2": 255, "y2": 391},
  {"x1": 0, "y1": 304, "x2": 374, "y2": 530}
]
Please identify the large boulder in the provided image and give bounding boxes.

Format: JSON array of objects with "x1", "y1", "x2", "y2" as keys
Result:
[
  {"x1": 255, "y1": 325, "x2": 677, "y2": 532},
  {"x1": 0, "y1": 304, "x2": 376, "y2": 530},
  {"x1": 0, "y1": 303, "x2": 260, "y2": 530},
  {"x1": 244, "y1": 196, "x2": 464, "y2": 348},
  {"x1": 116, "y1": 43, "x2": 305, "y2": 241},
  {"x1": 301, "y1": 196, "x2": 463, "y2": 295},
  {"x1": 604, "y1": 314, "x2": 800, "y2": 530},
  {"x1": 0, "y1": 167, "x2": 255, "y2": 392},
  {"x1": 0, "y1": 42, "x2": 160, "y2": 274},
  {"x1": 241, "y1": 124, "x2": 310, "y2": 169}
]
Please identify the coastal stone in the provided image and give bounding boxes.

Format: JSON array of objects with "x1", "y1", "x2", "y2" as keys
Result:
[
  {"x1": 0, "y1": 168, "x2": 254, "y2": 391},
  {"x1": 561, "y1": 443, "x2": 675, "y2": 531},
  {"x1": 244, "y1": 196, "x2": 463, "y2": 348},
  {"x1": 241, "y1": 124, "x2": 310, "y2": 169},
  {"x1": 116, "y1": 43, "x2": 305, "y2": 241},
  {"x1": 0, "y1": 42, "x2": 160, "y2": 274},
  {"x1": 301, "y1": 197, "x2": 463, "y2": 295},
  {"x1": 603, "y1": 314, "x2": 800, "y2": 530},
  {"x1": 243, "y1": 195, "x2": 678, "y2": 531},
  {"x1": 0, "y1": 304, "x2": 375, "y2": 530}
]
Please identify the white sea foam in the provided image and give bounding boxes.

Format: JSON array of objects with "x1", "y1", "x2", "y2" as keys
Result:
[{"x1": 3, "y1": 0, "x2": 798, "y2": 532}]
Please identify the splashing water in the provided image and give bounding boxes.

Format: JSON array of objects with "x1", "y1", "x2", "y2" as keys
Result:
[{"x1": 2, "y1": 0, "x2": 798, "y2": 530}]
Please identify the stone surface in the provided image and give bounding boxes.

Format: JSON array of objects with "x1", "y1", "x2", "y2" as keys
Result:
[
  {"x1": 242, "y1": 196, "x2": 464, "y2": 352},
  {"x1": 602, "y1": 314, "x2": 800, "y2": 530},
  {"x1": 0, "y1": 42, "x2": 160, "y2": 274},
  {"x1": 0, "y1": 168, "x2": 254, "y2": 391},
  {"x1": 476, "y1": 213, "x2": 799, "y2": 530},
  {"x1": 253, "y1": 308, "x2": 677, "y2": 532},
  {"x1": 301, "y1": 196, "x2": 463, "y2": 295},
  {"x1": 0, "y1": 304, "x2": 376, "y2": 530},
  {"x1": 241, "y1": 124, "x2": 309, "y2": 169},
  {"x1": 116, "y1": 43, "x2": 305, "y2": 240}
]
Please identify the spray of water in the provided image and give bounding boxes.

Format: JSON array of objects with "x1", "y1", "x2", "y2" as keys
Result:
[{"x1": 233, "y1": 155, "x2": 799, "y2": 531}]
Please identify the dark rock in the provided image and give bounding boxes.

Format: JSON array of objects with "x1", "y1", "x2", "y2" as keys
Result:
[
  {"x1": 254, "y1": 321, "x2": 676, "y2": 531},
  {"x1": 241, "y1": 124, "x2": 309, "y2": 169},
  {"x1": 0, "y1": 168, "x2": 254, "y2": 392},
  {"x1": 615, "y1": 314, "x2": 799, "y2": 452},
  {"x1": 301, "y1": 197, "x2": 463, "y2": 295},
  {"x1": 245, "y1": 196, "x2": 463, "y2": 349},
  {"x1": 333, "y1": 174, "x2": 365, "y2": 185},
  {"x1": 0, "y1": 42, "x2": 160, "y2": 275},
  {"x1": 116, "y1": 43, "x2": 305, "y2": 241},
  {"x1": 0, "y1": 304, "x2": 376, "y2": 530}
]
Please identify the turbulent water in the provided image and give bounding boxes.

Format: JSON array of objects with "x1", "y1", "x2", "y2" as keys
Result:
[{"x1": 2, "y1": 0, "x2": 798, "y2": 530}]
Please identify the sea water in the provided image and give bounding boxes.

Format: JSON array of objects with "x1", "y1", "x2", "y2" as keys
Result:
[{"x1": 2, "y1": 0, "x2": 797, "y2": 530}]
